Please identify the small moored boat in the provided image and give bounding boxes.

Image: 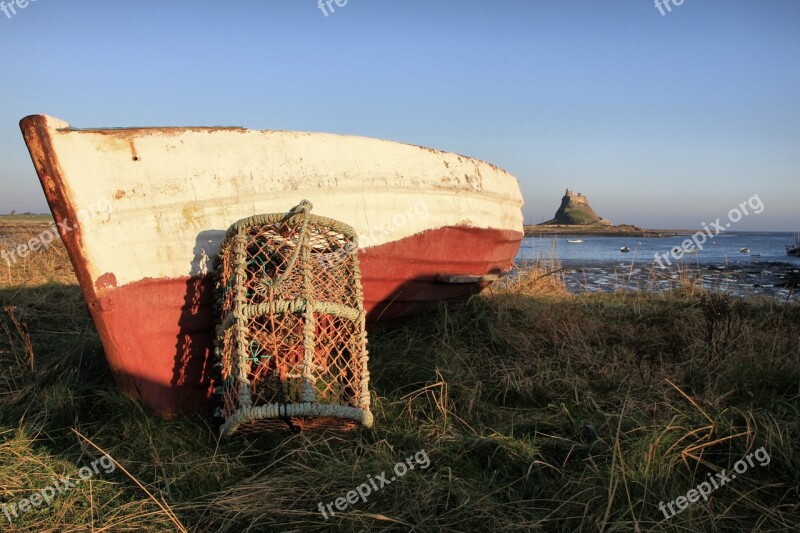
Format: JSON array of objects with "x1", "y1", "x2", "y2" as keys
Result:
[
  {"x1": 567, "y1": 239, "x2": 584, "y2": 244},
  {"x1": 673, "y1": 247, "x2": 698, "y2": 255},
  {"x1": 786, "y1": 233, "x2": 799, "y2": 257}
]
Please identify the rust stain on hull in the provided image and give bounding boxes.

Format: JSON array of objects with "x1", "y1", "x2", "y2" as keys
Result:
[
  {"x1": 19, "y1": 115, "x2": 142, "y2": 399},
  {"x1": 128, "y1": 139, "x2": 139, "y2": 161},
  {"x1": 95, "y1": 272, "x2": 118, "y2": 290}
]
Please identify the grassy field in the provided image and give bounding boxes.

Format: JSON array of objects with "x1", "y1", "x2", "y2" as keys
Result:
[
  {"x1": 0, "y1": 215, "x2": 53, "y2": 226},
  {"x1": 0, "y1": 232, "x2": 798, "y2": 531}
]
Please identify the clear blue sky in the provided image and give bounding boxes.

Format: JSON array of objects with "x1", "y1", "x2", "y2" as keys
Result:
[{"x1": 1, "y1": 0, "x2": 798, "y2": 230}]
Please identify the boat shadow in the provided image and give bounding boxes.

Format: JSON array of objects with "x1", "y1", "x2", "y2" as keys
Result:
[{"x1": 171, "y1": 230, "x2": 223, "y2": 416}]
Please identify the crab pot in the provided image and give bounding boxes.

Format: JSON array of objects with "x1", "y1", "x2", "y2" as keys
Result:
[{"x1": 214, "y1": 201, "x2": 373, "y2": 436}]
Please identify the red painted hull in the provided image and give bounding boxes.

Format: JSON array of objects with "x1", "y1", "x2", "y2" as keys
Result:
[{"x1": 91, "y1": 226, "x2": 521, "y2": 416}]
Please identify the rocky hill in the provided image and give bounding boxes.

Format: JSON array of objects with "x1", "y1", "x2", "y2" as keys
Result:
[{"x1": 540, "y1": 189, "x2": 612, "y2": 226}]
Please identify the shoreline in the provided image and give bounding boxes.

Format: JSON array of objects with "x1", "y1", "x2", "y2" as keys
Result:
[
  {"x1": 524, "y1": 224, "x2": 693, "y2": 238},
  {"x1": 516, "y1": 258, "x2": 800, "y2": 300}
]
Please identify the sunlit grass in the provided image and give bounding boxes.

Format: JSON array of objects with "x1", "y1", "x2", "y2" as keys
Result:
[{"x1": 0, "y1": 223, "x2": 798, "y2": 531}]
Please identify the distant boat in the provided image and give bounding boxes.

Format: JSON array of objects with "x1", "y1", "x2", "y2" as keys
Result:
[
  {"x1": 620, "y1": 246, "x2": 630, "y2": 253},
  {"x1": 786, "y1": 233, "x2": 800, "y2": 257},
  {"x1": 672, "y1": 247, "x2": 698, "y2": 255},
  {"x1": 567, "y1": 239, "x2": 584, "y2": 244},
  {"x1": 739, "y1": 247, "x2": 751, "y2": 254}
]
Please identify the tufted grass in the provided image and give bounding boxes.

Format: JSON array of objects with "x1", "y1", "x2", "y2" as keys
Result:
[{"x1": 0, "y1": 225, "x2": 798, "y2": 531}]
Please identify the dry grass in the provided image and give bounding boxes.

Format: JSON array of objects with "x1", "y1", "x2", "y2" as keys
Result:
[
  {"x1": 0, "y1": 227, "x2": 798, "y2": 531},
  {"x1": 0, "y1": 222, "x2": 76, "y2": 287},
  {"x1": 492, "y1": 263, "x2": 569, "y2": 298}
]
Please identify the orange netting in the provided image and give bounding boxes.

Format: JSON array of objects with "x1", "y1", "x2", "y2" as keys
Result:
[{"x1": 213, "y1": 200, "x2": 373, "y2": 436}]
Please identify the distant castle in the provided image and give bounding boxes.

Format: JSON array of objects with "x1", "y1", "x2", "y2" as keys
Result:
[
  {"x1": 539, "y1": 188, "x2": 612, "y2": 226},
  {"x1": 564, "y1": 189, "x2": 589, "y2": 206}
]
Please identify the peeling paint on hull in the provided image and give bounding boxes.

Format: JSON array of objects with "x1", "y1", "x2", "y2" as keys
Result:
[{"x1": 19, "y1": 115, "x2": 525, "y2": 416}]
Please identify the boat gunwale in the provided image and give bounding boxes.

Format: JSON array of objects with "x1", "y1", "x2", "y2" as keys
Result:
[{"x1": 29, "y1": 114, "x2": 513, "y2": 177}]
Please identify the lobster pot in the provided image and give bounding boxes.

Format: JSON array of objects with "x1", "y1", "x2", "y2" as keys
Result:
[{"x1": 214, "y1": 201, "x2": 373, "y2": 436}]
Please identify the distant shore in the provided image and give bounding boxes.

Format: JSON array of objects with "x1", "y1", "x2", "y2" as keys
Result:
[
  {"x1": 524, "y1": 224, "x2": 693, "y2": 238},
  {"x1": 0, "y1": 214, "x2": 53, "y2": 225},
  {"x1": 547, "y1": 259, "x2": 800, "y2": 301}
]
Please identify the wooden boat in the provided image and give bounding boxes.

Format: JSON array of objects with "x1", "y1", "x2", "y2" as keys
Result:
[{"x1": 20, "y1": 115, "x2": 524, "y2": 416}]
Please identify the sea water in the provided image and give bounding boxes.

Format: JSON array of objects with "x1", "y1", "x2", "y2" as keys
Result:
[
  {"x1": 515, "y1": 232, "x2": 800, "y2": 300},
  {"x1": 517, "y1": 232, "x2": 798, "y2": 266}
]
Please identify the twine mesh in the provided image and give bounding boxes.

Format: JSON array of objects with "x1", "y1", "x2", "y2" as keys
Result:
[{"x1": 214, "y1": 200, "x2": 373, "y2": 436}]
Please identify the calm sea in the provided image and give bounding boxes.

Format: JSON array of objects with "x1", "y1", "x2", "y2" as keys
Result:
[
  {"x1": 517, "y1": 231, "x2": 799, "y2": 267},
  {"x1": 515, "y1": 231, "x2": 800, "y2": 300}
]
